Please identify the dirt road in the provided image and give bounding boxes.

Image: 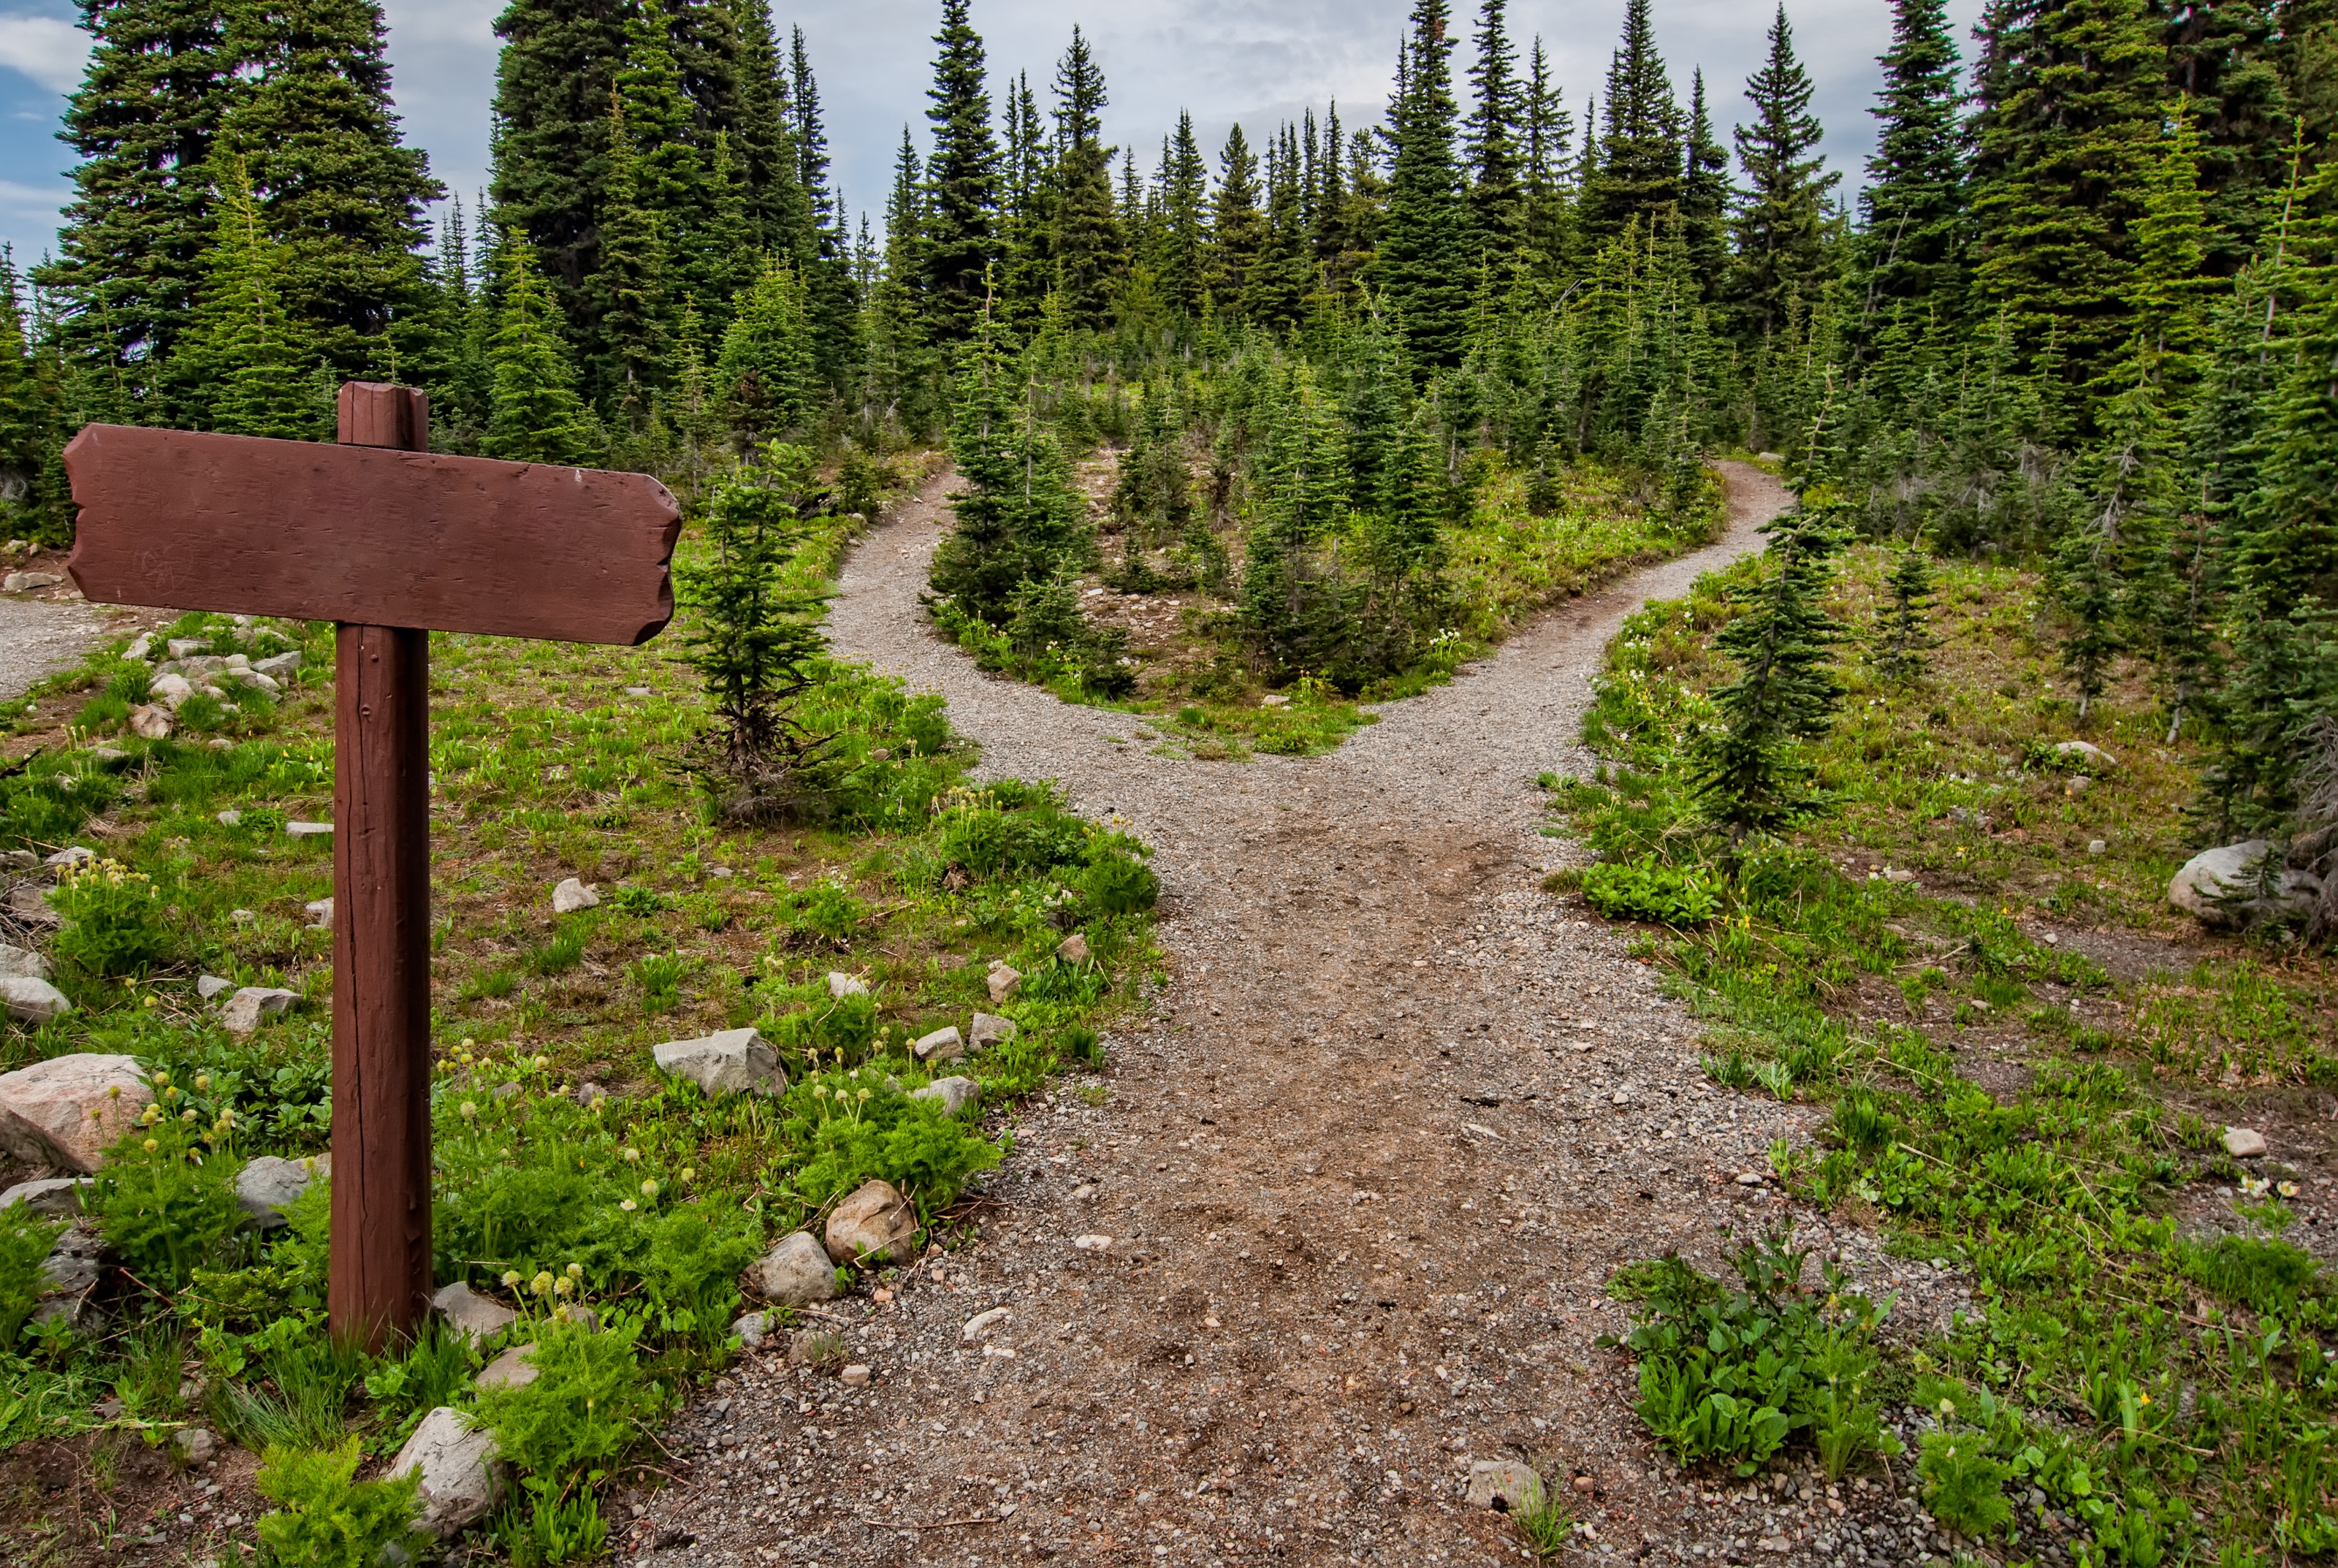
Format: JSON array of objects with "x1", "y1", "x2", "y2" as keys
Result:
[{"x1": 631, "y1": 465, "x2": 1946, "y2": 1567}]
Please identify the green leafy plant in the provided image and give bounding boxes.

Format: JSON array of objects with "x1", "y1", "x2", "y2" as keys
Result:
[
  {"x1": 0, "y1": 1207, "x2": 61, "y2": 1349},
  {"x1": 629, "y1": 951, "x2": 687, "y2": 1011},
  {"x1": 474, "y1": 1317, "x2": 664, "y2": 1495},
  {"x1": 253, "y1": 1436, "x2": 427, "y2": 1568},
  {"x1": 53, "y1": 854, "x2": 170, "y2": 975},
  {"x1": 497, "y1": 1488, "x2": 610, "y2": 1567},
  {"x1": 1580, "y1": 856, "x2": 1722, "y2": 925},
  {"x1": 90, "y1": 1114, "x2": 242, "y2": 1288},
  {"x1": 1919, "y1": 1428, "x2": 2014, "y2": 1536},
  {"x1": 779, "y1": 878, "x2": 867, "y2": 943}
]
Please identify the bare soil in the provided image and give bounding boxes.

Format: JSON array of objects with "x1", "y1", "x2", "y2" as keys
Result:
[{"x1": 622, "y1": 465, "x2": 2001, "y2": 1568}]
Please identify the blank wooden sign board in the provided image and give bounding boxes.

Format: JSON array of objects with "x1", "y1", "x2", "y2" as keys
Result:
[{"x1": 63, "y1": 383, "x2": 683, "y2": 1350}]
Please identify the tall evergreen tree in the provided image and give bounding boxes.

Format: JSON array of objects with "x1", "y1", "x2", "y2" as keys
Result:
[
  {"x1": 1729, "y1": 7, "x2": 1838, "y2": 342},
  {"x1": 1379, "y1": 0, "x2": 1471, "y2": 368},
  {"x1": 1157, "y1": 112, "x2": 1210, "y2": 316},
  {"x1": 1208, "y1": 125, "x2": 1266, "y2": 318},
  {"x1": 216, "y1": 0, "x2": 441, "y2": 382},
  {"x1": 42, "y1": 0, "x2": 237, "y2": 415},
  {"x1": 1464, "y1": 0, "x2": 1524, "y2": 259},
  {"x1": 1680, "y1": 70, "x2": 1732, "y2": 285},
  {"x1": 717, "y1": 259, "x2": 813, "y2": 444},
  {"x1": 1048, "y1": 26, "x2": 1123, "y2": 330},
  {"x1": 1851, "y1": 0, "x2": 1966, "y2": 341},
  {"x1": 1695, "y1": 506, "x2": 1846, "y2": 835},
  {"x1": 1580, "y1": 0, "x2": 1682, "y2": 240},
  {"x1": 921, "y1": 0, "x2": 1002, "y2": 343},
  {"x1": 487, "y1": 0, "x2": 629, "y2": 342},
  {"x1": 484, "y1": 240, "x2": 595, "y2": 464},
  {"x1": 174, "y1": 156, "x2": 324, "y2": 439},
  {"x1": 1520, "y1": 39, "x2": 1574, "y2": 259},
  {"x1": 730, "y1": 0, "x2": 812, "y2": 257}
]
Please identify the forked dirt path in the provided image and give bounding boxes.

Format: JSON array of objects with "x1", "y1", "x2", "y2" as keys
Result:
[{"x1": 633, "y1": 467, "x2": 1936, "y2": 1568}]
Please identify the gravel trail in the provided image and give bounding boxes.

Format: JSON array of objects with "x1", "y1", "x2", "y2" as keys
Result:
[
  {"x1": 0, "y1": 593, "x2": 108, "y2": 700},
  {"x1": 634, "y1": 465, "x2": 1958, "y2": 1568}
]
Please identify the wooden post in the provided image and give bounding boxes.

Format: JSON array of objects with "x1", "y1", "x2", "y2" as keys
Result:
[{"x1": 328, "y1": 383, "x2": 435, "y2": 1351}]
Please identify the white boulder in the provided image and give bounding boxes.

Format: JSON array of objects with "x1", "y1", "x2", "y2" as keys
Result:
[
  {"x1": 551, "y1": 878, "x2": 598, "y2": 915},
  {"x1": 653, "y1": 1027, "x2": 784, "y2": 1097},
  {"x1": 753, "y1": 1230, "x2": 841, "y2": 1304},
  {"x1": 389, "y1": 1406, "x2": 507, "y2": 1540},
  {"x1": 2169, "y1": 840, "x2": 2320, "y2": 929},
  {"x1": 0, "y1": 1053, "x2": 150, "y2": 1172},
  {"x1": 220, "y1": 986, "x2": 300, "y2": 1035}
]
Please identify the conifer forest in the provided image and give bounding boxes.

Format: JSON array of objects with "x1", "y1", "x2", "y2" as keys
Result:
[{"x1": 5, "y1": 0, "x2": 2338, "y2": 1564}]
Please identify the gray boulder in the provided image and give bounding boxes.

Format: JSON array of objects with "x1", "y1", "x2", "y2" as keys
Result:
[
  {"x1": 826, "y1": 970, "x2": 868, "y2": 997},
  {"x1": 2053, "y1": 739, "x2": 2117, "y2": 769},
  {"x1": 431, "y1": 1280, "x2": 517, "y2": 1345},
  {"x1": 0, "y1": 944, "x2": 52, "y2": 981},
  {"x1": 2169, "y1": 840, "x2": 2321, "y2": 929},
  {"x1": 4, "y1": 884, "x2": 58, "y2": 928},
  {"x1": 235, "y1": 1154, "x2": 322, "y2": 1229},
  {"x1": 986, "y1": 962, "x2": 1021, "y2": 1003},
  {"x1": 285, "y1": 821, "x2": 333, "y2": 839},
  {"x1": 476, "y1": 1344, "x2": 537, "y2": 1392},
  {"x1": 172, "y1": 1426, "x2": 218, "y2": 1464},
  {"x1": 253, "y1": 651, "x2": 302, "y2": 681},
  {"x1": 1055, "y1": 933, "x2": 1091, "y2": 965},
  {"x1": 0, "y1": 1176, "x2": 89, "y2": 1217},
  {"x1": 753, "y1": 1230, "x2": 841, "y2": 1304},
  {"x1": 911, "y1": 1025, "x2": 963, "y2": 1064},
  {"x1": 653, "y1": 1027, "x2": 784, "y2": 1097},
  {"x1": 220, "y1": 986, "x2": 300, "y2": 1035},
  {"x1": 910, "y1": 1076, "x2": 980, "y2": 1116},
  {"x1": 823, "y1": 1179, "x2": 916, "y2": 1267},
  {"x1": 968, "y1": 1011, "x2": 1016, "y2": 1050},
  {"x1": 731, "y1": 1311, "x2": 771, "y2": 1350},
  {"x1": 0, "y1": 977, "x2": 72, "y2": 1024},
  {"x1": 196, "y1": 975, "x2": 234, "y2": 1000},
  {"x1": 36, "y1": 1223, "x2": 106, "y2": 1322},
  {"x1": 0, "y1": 1053, "x2": 150, "y2": 1171},
  {"x1": 550, "y1": 878, "x2": 598, "y2": 915},
  {"x1": 2224, "y1": 1126, "x2": 2269, "y2": 1159},
  {"x1": 389, "y1": 1407, "x2": 507, "y2": 1540}
]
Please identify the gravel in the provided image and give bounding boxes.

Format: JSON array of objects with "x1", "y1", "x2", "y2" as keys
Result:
[
  {"x1": 0, "y1": 592, "x2": 107, "y2": 701},
  {"x1": 630, "y1": 463, "x2": 1984, "y2": 1567}
]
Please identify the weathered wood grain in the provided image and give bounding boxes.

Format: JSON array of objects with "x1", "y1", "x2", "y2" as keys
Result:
[{"x1": 61, "y1": 422, "x2": 682, "y2": 644}]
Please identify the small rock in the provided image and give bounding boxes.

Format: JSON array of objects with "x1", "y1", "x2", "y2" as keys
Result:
[
  {"x1": 2224, "y1": 1127, "x2": 2269, "y2": 1160},
  {"x1": 574, "y1": 1081, "x2": 609, "y2": 1108},
  {"x1": 229, "y1": 908, "x2": 254, "y2": 923},
  {"x1": 551, "y1": 878, "x2": 598, "y2": 915},
  {"x1": 220, "y1": 986, "x2": 299, "y2": 1035},
  {"x1": 216, "y1": 810, "x2": 241, "y2": 826},
  {"x1": 0, "y1": 850, "x2": 31, "y2": 869},
  {"x1": 968, "y1": 1011, "x2": 1016, "y2": 1050},
  {"x1": 826, "y1": 970, "x2": 868, "y2": 997},
  {"x1": 149, "y1": 672, "x2": 194, "y2": 709},
  {"x1": 823, "y1": 1179, "x2": 917, "y2": 1267},
  {"x1": 2169, "y1": 840, "x2": 2320, "y2": 930},
  {"x1": 731, "y1": 1310, "x2": 770, "y2": 1349},
  {"x1": 839, "y1": 1364, "x2": 872, "y2": 1388},
  {"x1": 4, "y1": 884, "x2": 59, "y2": 928},
  {"x1": 623, "y1": 685, "x2": 651, "y2": 697},
  {"x1": 252, "y1": 651, "x2": 302, "y2": 681},
  {"x1": 389, "y1": 1406, "x2": 507, "y2": 1540},
  {"x1": 913, "y1": 1025, "x2": 964, "y2": 1064},
  {"x1": 1465, "y1": 1458, "x2": 1547, "y2": 1515},
  {"x1": 0, "y1": 1053, "x2": 148, "y2": 1171},
  {"x1": 196, "y1": 975, "x2": 234, "y2": 1000},
  {"x1": 986, "y1": 962, "x2": 1021, "y2": 1004},
  {"x1": 1884, "y1": 868, "x2": 1917, "y2": 883},
  {"x1": 2065, "y1": 775, "x2": 2093, "y2": 796},
  {"x1": 4, "y1": 571, "x2": 62, "y2": 592},
  {"x1": 38, "y1": 1222, "x2": 105, "y2": 1308},
  {"x1": 44, "y1": 845, "x2": 94, "y2": 869},
  {"x1": 1735, "y1": 1171, "x2": 1767, "y2": 1187},
  {"x1": 127, "y1": 704, "x2": 172, "y2": 740},
  {"x1": 0, "y1": 944, "x2": 52, "y2": 981},
  {"x1": 962, "y1": 1306, "x2": 1010, "y2": 1343},
  {"x1": 753, "y1": 1230, "x2": 841, "y2": 1305},
  {"x1": 1073, "y1": 1234, "x2": 1113, "y2": 1252},
  {"x1": 1056, "y1": 932, "x2": 1090, "y2": 965},
  {"x1": 303, "y1": 898, "x2": 333, "y2": 929},
  {"x1": 2088, "y1": 839, "x2": 2107, "y2": 855},
  {"x1": 1572, "y1": 1473, "x2": 1597, "y2": 1494},
  {"x1": 285, "y1": 821, "x2": 332, "y2": 839},
  {"x1": 653, "y1": 1027, "x2": 785, "y2": 1098},
  {"x1": 910, "y1": 1076, "x2": 980, "y2": 1116},
  {"x1": 172, "y1": 1426, "x2": 218, "y2": 1464},
  {"x1": 432, "y1": 1281, "x2": 517, "y2": 1344},
  {"x1": 2053, "y1": 739, "x2": 2117, "y2": 769},
  {"x1": 123, "y1": 633, "x2": 153, "y2": 661},
  {"x1": 0, "y1": 1176, "x2": 90, "y2": 1216},
  {"x1": 789, "y1": 1327, "x2": 848, "y2": 1369},
  {"x1": 165, "y1": 638, "x2": 207, "y2": 659},
  {"x1": 476, "y1": 1344, "x2": 538, "y2": 1393},
  {"x1": 234, "y1": 1155, "x2": 321, "y2": 1230}
]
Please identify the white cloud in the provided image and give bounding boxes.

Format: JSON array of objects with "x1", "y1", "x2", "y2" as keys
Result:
[{"x1": 0, "y1": 15, "x2": 85, "y2": 95}]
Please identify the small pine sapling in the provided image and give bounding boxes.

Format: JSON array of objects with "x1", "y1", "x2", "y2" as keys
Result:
[
  {"x1": 2052, "y1": 512, "x2": 2122, "y2": 722},
  {"x1": 677, "y1": 444, "x2": 834, "y2": 820},
  {"x1": 1873, "y1": 541, "x2": 1938, "y2": 685},
  {"x1": 1694, "y1": 507, "x2": 1846, "y2": 837}
]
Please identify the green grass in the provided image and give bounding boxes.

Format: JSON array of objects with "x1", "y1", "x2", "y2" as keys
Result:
[{"x1": 1554, "y1": 546, "x2": 2338, "y2": 1559}]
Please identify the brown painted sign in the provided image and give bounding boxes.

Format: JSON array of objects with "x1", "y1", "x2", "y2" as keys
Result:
[{"x1": 62, "y1": 384, "x2": 682, "y2": 1350}]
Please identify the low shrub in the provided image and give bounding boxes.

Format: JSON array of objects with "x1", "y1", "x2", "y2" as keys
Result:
[
  {"x1": 253, "y1": 1436, "x2": 426, "y2": 1568},
  {"x1": 0, "y1": 1207, "x2": 63, "y2": 1349},
  {"x1": 1580, "y1": 856, "x2": 1721, "y2": 926},
  {"x1": 91, "y1": 1114, "x2": 242, "y2": 1288},
  {"x1": 476, "y1": 1317, "x2": 665, "y2": 1496},
  {"x1": 53, "y1": 855, "x2": 171, "y2": 975},
  {"x1": 781, "y1": 1067, "x2": 1002, "y2": 1217},
  {"x1": 1917, "y1": 1428, "x2": 2013, "y2": 1536}
]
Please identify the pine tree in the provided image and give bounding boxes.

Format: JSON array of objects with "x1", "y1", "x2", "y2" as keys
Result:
[
  {"x1": 174, "y1": 156, "x2": 327, "y2": 439},
  {"x1": 731, "y1": 0, "x2": 813, "y2": 258},
  {"x1": 42, "y1": 0, "x2": 237, "y2": 414},
  {"x1": 1464, "y1": 0, "x2": 1524, "y2": 261},
  {"x1": 786, "y1": 25, "x2": 860, "y2": 393},
  {"x1": 1969, "y1": 0, "x2": 2168, "y2": 393},
  {"x1": 215, "y1": 0, "x2": 441, "y2": 384},
  {"x1": 2125, "y1": 101, "x2": 2212, "y2": 377},
  {"x1": 595, "y1": 93, "x2": 669, "y2": 406},
  {"x1": 1580, "y1": 0, "x2": 1681, "y2": 241},
  {"x1": 1157, "y1": 112, "x2": 1210, "y2": 316},
  {"x1": 930, "y1": 311, "x2": 1088, "y2": 623},
  {"x1": 718, "y1": 260, "x2": 814, "y2": 445},
  {"x1": 1208, "y1": 125, "x2": 1266, "y2": 319},
  {"x1": 2164, "y1": 0, "x2": 2292, "y2": 275},
  {"x1": 487, "y1": 0, "x2": 630, "y2": 342},
  {"x1": 1379, "y1": 0, "x2": 1471, "y2": 368},
  {"x1": 1729, "y1": 7, "x2": 1838, "y2": 343},
  {"x1": 921, "y1": 0, "x2": 1002, "y2": 343},
  {"x1": 1520, "y1": 39, "x2": 1573, "y2": 259},
  {"x1": 1695, "y1": 506, "x2": 1846, "y2": 836},
  {"x1": 1680, "y1": 71, "x2": 1732, "y2": 286},
  {"x1": 1048, "y1": 26, "x2": 1122, "y2": 330},
  {"x1": 484, "y1": 240, "x2": 595, "y2": 465},
  {"x1": 0, "y1": 251, "x2": 50, "y2": 521},
  {"x1": 1250, "y1": 127, "x2": 1310, "y2": 331},
  {"x1": 1851, "y1": 0, "x2": 1966, "y2": 343},
  {"x1": 1873, "y1": 541, "x2": 1938, "y2": 684}
]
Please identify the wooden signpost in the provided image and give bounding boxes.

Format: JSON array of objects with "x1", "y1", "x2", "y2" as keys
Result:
[{"x1": 63, "y1": 383, "x2": 682, "y2": 1350}]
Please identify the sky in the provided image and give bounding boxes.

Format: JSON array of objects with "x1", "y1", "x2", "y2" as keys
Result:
[{"x1": 0, "y1": 0, "x2": 1989, "y2": 270}]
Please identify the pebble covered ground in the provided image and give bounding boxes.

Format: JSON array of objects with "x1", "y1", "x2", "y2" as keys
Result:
[{"x1": 624, "y1": 466, "x2": 2019, "y2": 1567}]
